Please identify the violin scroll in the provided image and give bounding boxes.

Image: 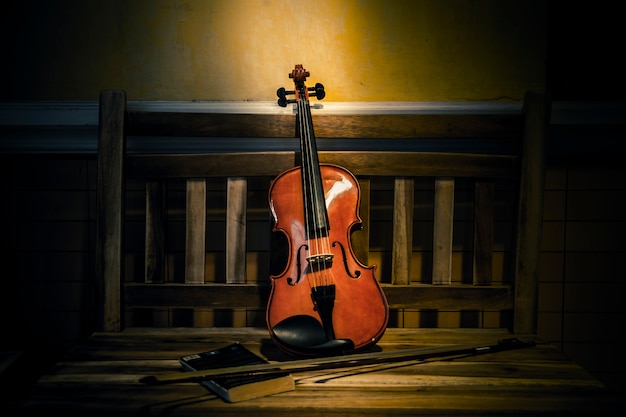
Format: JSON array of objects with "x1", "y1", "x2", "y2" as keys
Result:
[
  {"x1": 289, "y1": 64, "x2": 309, "y2": 83},
  {"x1": 277, "y1": 64, "x2": 325, "y2": 107}
]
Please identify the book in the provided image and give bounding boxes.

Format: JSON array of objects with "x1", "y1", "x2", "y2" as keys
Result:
[{"x1": 179, "y1": 342, "x2": 295, "y2": 403}]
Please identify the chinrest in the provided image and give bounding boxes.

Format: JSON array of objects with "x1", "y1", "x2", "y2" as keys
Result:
[{"x1": 271, "y1": 315, "x2": 354, "y2": 356}]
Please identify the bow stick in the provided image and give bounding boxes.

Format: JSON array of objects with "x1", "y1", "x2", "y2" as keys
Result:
[{"x1": 140, "y1": 337, "x2": 535, "y2": 385}]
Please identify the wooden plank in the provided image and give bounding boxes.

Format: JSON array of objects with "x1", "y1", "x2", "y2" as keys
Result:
[
  {"x1": 32, "y1": 357, "x2": 598, "y2": 387},
  {"x1": 382, "y1": 284, "x2": 512, "y2": 310},
  {"x1": 185, "y1": 179, "x2": 206, "y2": 284},
  {"x1": 391, "y1": 178, "x2": 414, "y2": 285},
  {"x1": 22, "y1": 373, "x2": 620, "y2": 417},
  {"x1": 126, "y1": 111, "x2": 295, "y2": 138},
  {"x1": 123, "y1": 283, "x2": 512, "y2": 310},
  {"x1": 28, "y1": 328, "x2": 533, "y2": 362},
  {"x1": 473, "y1": 181, "x2": 495, "y2": 285},
  {"x1": 432, "y1": 178, "x2": 455, "y2": 285},
  {"x1": 226, "y1": 177, "x2": 247, "y2": 283},
  {"x1": 514, "y1": 91, "x2": 550, "y2": 334},
  {"x1": 125, "y1": 283, "x2": 270, "y2": 309},
  {"x1": 96, "y1": 90, "x2": 126, "y2": 332},
  {"x1": 126, "y1": 152, "x2": 518, "y2": 179},
  {"x1": 126, "y1": 111, "x2": 523, "y2": 139},
  {"x1": 314, "y1": 114, "x2": 524, "y2": 139},
  {"x1": 144, "y1": 181, "x2": 166, "y2": 283},
  {"x1": 146, "y1": 339, "x2": 541, "y2": 385},
  {"x1": 19, "y1": 328, "x2": 624, "y2": 416}
]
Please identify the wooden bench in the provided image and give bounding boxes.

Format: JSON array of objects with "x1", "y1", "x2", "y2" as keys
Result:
[
  {"x1": 15, "y1": 90, "x2": 625, "y2": 415},
  {"x1": 96, "y1": 90, "x2": 546, "y2": 334}
]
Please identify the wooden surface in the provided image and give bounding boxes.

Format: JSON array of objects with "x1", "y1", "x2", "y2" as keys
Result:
[{"x1": 16, "y1": 328, "x2": 624, "y2": 416}]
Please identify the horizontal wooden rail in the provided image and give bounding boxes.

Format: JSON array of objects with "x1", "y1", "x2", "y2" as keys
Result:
[
  {"x1": 126, "y1": 111, "x2": 523, "y2": 139},
  {"x1": 126, "y1": 151, "x2": 519, "y2": 179},
  {"x1": 124, "y1": 283, "x2": 513, "y2": 311}
]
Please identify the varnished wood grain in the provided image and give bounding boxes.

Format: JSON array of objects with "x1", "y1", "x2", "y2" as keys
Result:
[{"x1": 351, "y1": 178, "x2": 370, "y2": 265}]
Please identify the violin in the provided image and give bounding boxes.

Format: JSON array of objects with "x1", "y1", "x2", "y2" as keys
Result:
[{"x1": 266, "y1": 65, "x2": 389, "y2": 357}]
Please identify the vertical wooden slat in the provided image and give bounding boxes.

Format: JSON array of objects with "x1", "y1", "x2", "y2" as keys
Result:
[
  {"x1": 514, "y1": 91, "x2": 550, "y2": 334},
  {"x1": 473, "y1": 181, "x2": 495, "y2": 285},
  {"x1": 145, "y1": 181, "x2": 166, "y2": 283},
  {"x1": 185, "y1": 178, "x2": 206, "y2": 284},
  {"x1": 351, "y1": 178, "x2": 371, "y2": 266},
  {"x1": 96, "y1": 90, "x2": 126, "y2": 332},
  {"x1": 432, "y1": 177, "x2": 454, "y2": 285},
  {"x1": 391, "y1": 178, "x2": 414, "y2": 285},
  {"x1": 226, "y1": 177, "x2": 247, "y2": 283}
]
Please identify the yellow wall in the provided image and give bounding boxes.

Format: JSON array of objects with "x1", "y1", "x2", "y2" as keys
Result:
[{"x1": 4, "y1": 0, "x2": 547, "y2": 101}]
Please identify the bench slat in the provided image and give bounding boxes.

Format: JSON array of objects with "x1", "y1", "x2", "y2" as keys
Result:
[
  {"x1": 391, "y1": 178, "x2": 414, "y2": 285},
  {"x1": 432, "y1": 178, "x2": 455, "y2": 285},
  {"x1": 185, "y1": 179, "x2": 206, "y2": 284},
  {"x1": 473, "y1": 181, "x2": 495, "y2": 285},
  {"x1": 226, "y1": 177, "x2": 247, "y2": 283},
  {"x1": 144, "y1": 181, "x2": 166, "y2": 283}
]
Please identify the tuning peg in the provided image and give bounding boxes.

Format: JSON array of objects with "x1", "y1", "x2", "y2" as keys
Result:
[
  {"x1": 277, "y1": 87, "x2": 297, "y2": 107},
  {"x1": 278, "y1": 97, "x2": 295, "y2": 107},
  {"x1": 308, "y1": 83, "x2": 325, "y2": 100},
  {"x1": 277, "y1": 87, "x2": 295, "y2": 98},
  {"x1": 276, "y1": 87, "x2": 296, "y2": 107}
]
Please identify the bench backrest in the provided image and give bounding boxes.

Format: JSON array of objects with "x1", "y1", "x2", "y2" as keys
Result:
[{"x1": 95, "y1": 90, "x2": 550, "y2": 334}]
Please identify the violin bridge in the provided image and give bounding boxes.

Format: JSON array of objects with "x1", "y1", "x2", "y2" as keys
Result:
[{"x1": 306, "y1": 253, "x2": 334, "y2": 270}]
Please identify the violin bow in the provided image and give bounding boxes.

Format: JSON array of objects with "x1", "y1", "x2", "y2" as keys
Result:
[{"x1": 140, "y1": 337, "x2": 535, "y2": 385}]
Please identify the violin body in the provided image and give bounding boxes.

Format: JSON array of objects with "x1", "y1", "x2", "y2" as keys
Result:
[
  {"x1": 267, "y1": 163, "x2": 389, "y2": 355},
  {"x1": 266, "y1": 64, "x2": 388, "y2": 357}
]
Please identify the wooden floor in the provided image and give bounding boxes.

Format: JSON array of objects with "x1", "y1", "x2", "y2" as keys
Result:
[{"x1": 13, "y1": 327, "x2": 625, "y2": 416}]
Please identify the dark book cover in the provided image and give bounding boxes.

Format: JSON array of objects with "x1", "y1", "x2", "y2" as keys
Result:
[{"x1": 179, "y1": 342, "x2": 294, "y2": 402}]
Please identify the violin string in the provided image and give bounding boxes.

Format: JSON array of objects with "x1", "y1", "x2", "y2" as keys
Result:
[
  {"x1": 298, "y1": 95, "x2": 318, "y2": 289},
  {"x1": 299, "y1": 88, "x2": 331, "y2": 289},
  {"x1": 311, "y1": 99, "x2": 332, "y2": 289},
  {"x1": 302, "y1": 96, "x2": 322, "y2": 288}
]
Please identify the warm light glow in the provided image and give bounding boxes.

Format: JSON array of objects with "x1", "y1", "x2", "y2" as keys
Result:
[{"x1": 5, "y1": 0, "x2": 546, "y2": 101}]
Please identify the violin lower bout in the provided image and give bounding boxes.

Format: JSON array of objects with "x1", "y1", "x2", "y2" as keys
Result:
[{"x1": 266, "y1": 164, "x2": 389, "y2": 356}]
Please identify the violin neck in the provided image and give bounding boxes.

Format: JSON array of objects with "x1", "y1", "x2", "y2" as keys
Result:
[{"x1": 296, "y1": 87, "x2": 330, "y2": 238}]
